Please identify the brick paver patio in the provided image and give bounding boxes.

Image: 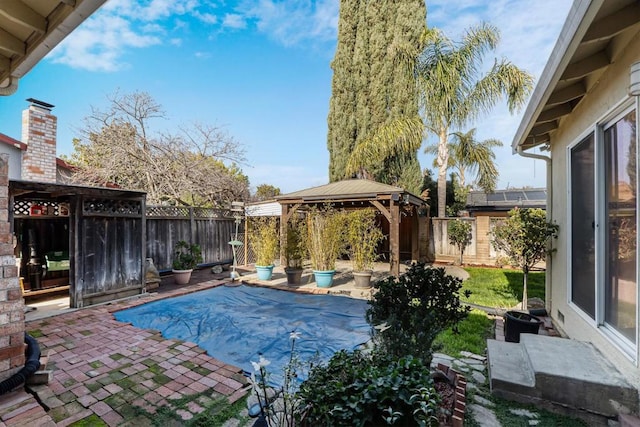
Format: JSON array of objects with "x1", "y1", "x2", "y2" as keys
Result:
[{"x1": 4, "y1": 276, "x2": 250, "y2": 426}]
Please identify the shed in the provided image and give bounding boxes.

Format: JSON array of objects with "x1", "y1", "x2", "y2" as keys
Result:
[
  {"x1": 10, "y1": 179, "x2": 146, "y2": 308},
  {"x1": 245, "y1": 200, "x2": 282, "y2": 217},
  {"x1": 275, "y1": 179, "x2": 429, "y2": 276}
]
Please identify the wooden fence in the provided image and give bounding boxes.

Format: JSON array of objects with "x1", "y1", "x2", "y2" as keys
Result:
[
  {"x1": 432, "y1": 216, "x2": 508, "y2": 266},
  {"x1": 146, "y1": 206, "x2": 238, "y2": 271}
]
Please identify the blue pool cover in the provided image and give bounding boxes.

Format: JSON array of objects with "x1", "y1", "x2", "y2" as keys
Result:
[{"x1": 114, "y1": 285, "x2": 370, "y2": 384}]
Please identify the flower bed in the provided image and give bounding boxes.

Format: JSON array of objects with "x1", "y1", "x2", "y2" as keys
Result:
[{"x1": 436, "y1": 363, "x2": 467, "y2": 426}]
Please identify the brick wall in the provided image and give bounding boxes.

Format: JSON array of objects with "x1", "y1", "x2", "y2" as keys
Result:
[
  {"x1": 22, "y1": 104, "x2": 57, "y2": 183},
  {"x1": 0, "y1": 154, "x2": 24, "y2": 381}
]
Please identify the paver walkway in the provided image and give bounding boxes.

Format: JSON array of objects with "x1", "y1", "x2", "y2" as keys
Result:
[{"x1": 9, "y1": 278, "x2": 250, "y2": 426}]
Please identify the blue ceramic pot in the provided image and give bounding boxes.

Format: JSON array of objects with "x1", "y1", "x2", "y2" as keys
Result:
[
  {"x1": 255, "y1": 265, "x2": 274, "y2": 281},
  {"x1": 313, "y1": 270, "x2": 336, "y2": 288}
]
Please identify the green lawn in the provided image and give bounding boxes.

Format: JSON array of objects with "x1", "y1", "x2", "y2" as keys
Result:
[
  {"x1": 460, "y1": 267, "x2": 545, "y2": 309},
  {"x1": 434, "y1": 309, "x2": 493, "y2": 357}
]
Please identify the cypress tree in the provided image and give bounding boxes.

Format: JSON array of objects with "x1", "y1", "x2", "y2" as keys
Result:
[
  {"x1": 327, "y1": 0, "x2": 360, "y2": 182},
  {"x1": 327, "y1": 0, "x2": 425, "y2": 193}
]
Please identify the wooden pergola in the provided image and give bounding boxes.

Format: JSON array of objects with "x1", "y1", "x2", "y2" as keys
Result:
[{"x1": 275, "y1": 179, "x2": 429, "y2": 276}]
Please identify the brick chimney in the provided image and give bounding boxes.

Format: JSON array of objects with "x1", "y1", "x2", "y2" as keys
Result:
[{"x1": 21, "y1": 99, "x2": 57, "y2": 183}]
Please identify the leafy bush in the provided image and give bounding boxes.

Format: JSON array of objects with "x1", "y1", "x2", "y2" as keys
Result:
[
  {"x1": 491, "y1": 207, "x2": 558, "y2": 309},
  {"x1": 308, "y1": 205, "x2": 347, "y2": 271},
  {"x1": 172, "y1": 240, "x2": 203, "y2": 270},
  {"x1": 284, "y1": 214, "x2": 307, "y2": 269},
  {"x1": 345, "y1": 208, "x2": 385, "y2": 271},
  {"x1": 298, "y1": 350, "x2": 439, "y2": 426},
  {"x1": 366, "y1": 262, "x2": 470, "y2": 365}
]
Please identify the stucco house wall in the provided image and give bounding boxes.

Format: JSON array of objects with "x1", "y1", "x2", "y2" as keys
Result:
[
  {"x1": 547, "y1": 29, "x2": 640, "y2": 385},
  {"x1": 0, "y1": 135, "x2": 24, "y2": 181}
]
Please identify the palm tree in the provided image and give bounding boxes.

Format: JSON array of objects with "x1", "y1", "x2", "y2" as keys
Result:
[
  {"x1": 426, "y1": 128, "x2": 503, "y2": 192},
  {"x1": 346, "y1": 23, "x2": 533, "y2": 217}
]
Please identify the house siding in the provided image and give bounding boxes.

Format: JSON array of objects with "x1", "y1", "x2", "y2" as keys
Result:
[{"x1": 549, "y1": 30, "x2": 640, "y2": 386}]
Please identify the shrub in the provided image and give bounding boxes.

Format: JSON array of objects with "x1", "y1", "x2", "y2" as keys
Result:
[
  {"x1": 448, "y1": 219, "x2": 472, "y2": 265},
  {"x1": 491, "y1": 207, "x2": 558, "y2": 309},
  {"x1": 366, "y1": 262, "x2": 470, "y2": 366},
  {"x1": 298, "y1": 350, "x2": 439, "y2": 426},
  {"x1": 284, "y1": 214, "x2": 307, "y2": 269},
  {"x1": 307, "y1": 205, "x2": 346, "y2": 271},
  {"x1": 172, "y1": 241, "x2": 202, "y2": 270},
  {"x1": 345, "y1": 208, "x2": 385, "y2": 271}
]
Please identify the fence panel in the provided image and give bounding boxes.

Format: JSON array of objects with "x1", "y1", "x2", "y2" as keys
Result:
[
  {"x1": 146, "y1": 206, "x2": 235, "y2": 271},
  {"x1": 432, "y1": 218, "x2": 477, "y2": 257}
]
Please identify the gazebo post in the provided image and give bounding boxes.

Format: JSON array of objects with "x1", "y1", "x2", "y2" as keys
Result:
[
  {"x1": 280, "y1": 203, "x2": 289, "y2": 266},
  {"x1": 390, "y1": 199, "x2": 400, "y2": 276},
  {"x1": 411, "y1": 208, "x2": 419, "y2": 263}
]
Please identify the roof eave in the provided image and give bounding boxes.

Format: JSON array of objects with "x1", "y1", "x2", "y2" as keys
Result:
[{"x1": 2, "y1": 0, "x2": 107, "y2": 87}]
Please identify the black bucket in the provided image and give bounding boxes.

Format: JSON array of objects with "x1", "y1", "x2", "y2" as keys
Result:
[{"x1": 504, "y1": 310, "x2": 542, "y2": 343}]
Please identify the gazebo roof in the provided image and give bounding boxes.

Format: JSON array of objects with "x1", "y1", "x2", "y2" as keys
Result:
[{"x1": 275, "y1": 179, "x2": 424, "y2": 205}]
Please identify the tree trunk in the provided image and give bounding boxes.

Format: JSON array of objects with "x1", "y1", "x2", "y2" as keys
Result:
[
  {"x1": 522, "y1": 270, "x2": 528, "y2": 311},
  {"x1": 436, "y1": 127, "x2": 449, "y2": 218}
]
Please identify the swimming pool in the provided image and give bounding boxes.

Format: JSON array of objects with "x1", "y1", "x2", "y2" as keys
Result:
[{"x1": 114, "y1": 285, "x2": 370, "y2": 384}]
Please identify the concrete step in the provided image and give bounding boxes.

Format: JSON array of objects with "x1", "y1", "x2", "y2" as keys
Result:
[
  {"x1": 487, "y1": 334, "x2": 638, "y2": 420},
  {"x1": 620, "y1": 414, "x2": 640, "y2": 427}
]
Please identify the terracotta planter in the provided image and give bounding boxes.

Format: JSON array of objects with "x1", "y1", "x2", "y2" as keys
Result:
[
  {"x1": 172, "y1": 269, "x2": 193, "y2": 285},
  {"x1": 285, "y1": 267, "x2": 303, "y2": 285},
  {"x1": 353, "y1": 270, "x2": 373, "y2": 288}
]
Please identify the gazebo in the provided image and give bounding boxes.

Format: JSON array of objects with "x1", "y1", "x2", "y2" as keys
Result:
[{"x1": 275, "y1": 179, "x2": 430, "y2": 276}]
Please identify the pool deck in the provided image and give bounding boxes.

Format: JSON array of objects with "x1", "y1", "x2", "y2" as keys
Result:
[
  {"x1": 237, "y1": 260, "x2": 408, "y2": 300},
  {"x1": 2, "y1": 262, "x2": 397, "y2": 426},
  {"x1": 2, "y1": 261, "x2": 453, "y2": 426}
]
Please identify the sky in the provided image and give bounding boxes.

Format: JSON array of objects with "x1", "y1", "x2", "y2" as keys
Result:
[{"x1": 0, "y1": 0, "x2": 573, "y2": 194}]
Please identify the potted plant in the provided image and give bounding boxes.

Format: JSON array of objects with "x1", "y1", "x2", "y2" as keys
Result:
[
  {"x1": 491, "y1": 207, "x2": 558, "y2": 342},
  {"x1": 308, "y1": 205, "x2": 346, "y2": 288},
  {"x1": 346, "y1": 208, "x2": 384, "y2": 288},
  {"x1": 284, "y1": 214, "x2": 307, "y2": 285},
  {"x1": 249, "y1": 217, "x2": 279, "y2": 280},
  {"x1": 172, "y1": 240, "x2": 203, "y2": 285}
]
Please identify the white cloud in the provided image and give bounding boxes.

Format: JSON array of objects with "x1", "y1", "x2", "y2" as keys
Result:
[
  {"x1": 238, "y1": 0, "x2": 338, "y2": 47},
  {"x1": 48, "y1": 0, "x2": 340, "y2": 73},
  {"x1": 48, "y1": 14, "x2": 161, "y2": 71},
  {"x1": 222, "y1": 13, "x2": 246, "y2": 29},
  {"x1": 194, "y1": 11, "x2": 218, "y2": 25},
  {"x1": 48, "y1": 0, "x2": 207, "y2": 72}
]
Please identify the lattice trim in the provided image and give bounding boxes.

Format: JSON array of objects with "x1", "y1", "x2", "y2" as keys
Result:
[
  {"x1": 83, "y1": 199, "x2": 142, "y2": 215},
  {"x1": 146, "y1": 205, "x2": 233, "y2": 219},
  {"x1": 13, "y1": 199, "x2": 68, "y2": 216}
]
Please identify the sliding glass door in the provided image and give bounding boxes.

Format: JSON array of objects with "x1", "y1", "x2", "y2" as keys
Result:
[{"x1": 603, "y1": 109, "x2": 637, "y2": 344}]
